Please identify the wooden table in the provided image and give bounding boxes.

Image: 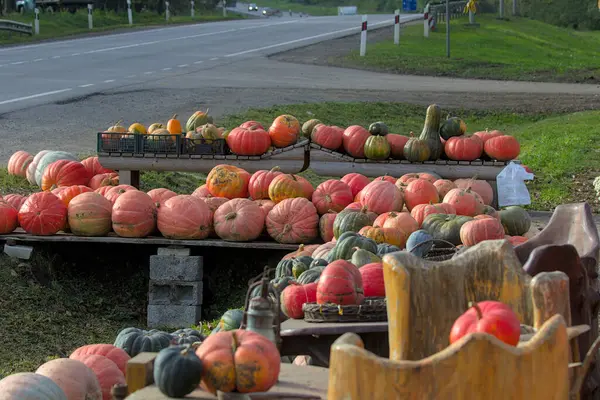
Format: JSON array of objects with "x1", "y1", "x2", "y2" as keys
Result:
[
  {"x1": 126, "y1": 364, "x2": 329, "y2": 399},
  {"x1": 279, "y1": 319, "x2": 389, "y2": 367}
]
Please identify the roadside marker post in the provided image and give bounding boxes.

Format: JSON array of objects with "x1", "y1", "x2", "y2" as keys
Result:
[
  {"x1": 360, "y1": 15, "x2": 367, "y2": 56},
  {"x1": 191, "y1": 0, "x2": 194, "y2": 18},
  {"x1": 34, "y1": 7, "x2": 39, "y2": 35},
  {"x1": 394, "y1": 9, "x2": 400, "y2": 45},
  {"x1": 88, "y1": 4, "x2": 93, "y2": 30},
  {"x1": 165, "y1": 1, "x2": 170, "y2": 22},
  {"x1": 223, "y1": 0, "x2": 227, "y2": 17},
  {"x1": 423, "y1": 5, "x2": 429, "y2": 37},
  {"x1": 127, "y1": 0, "x2": 133, "y2": 25}
]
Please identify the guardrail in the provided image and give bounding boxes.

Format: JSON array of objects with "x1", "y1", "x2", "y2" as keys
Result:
[
  {"x1": 338, "y1": 6, "x2": 358, "y2": 15},
  {"x1": 425, "y1": 0, "x2": 466, "y2": 30},
  {"x1": 0, "y1": 19, "x2": 33, "y2": 36}
]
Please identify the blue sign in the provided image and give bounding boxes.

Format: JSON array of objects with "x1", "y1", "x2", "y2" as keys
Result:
[{"x1": 402, "y1": 0, "x2": 417, "y2": 11}]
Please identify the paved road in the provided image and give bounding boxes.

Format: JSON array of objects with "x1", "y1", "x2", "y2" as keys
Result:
[{"x1": 0, "y1": 12, "x2": 417, "y2": 112}]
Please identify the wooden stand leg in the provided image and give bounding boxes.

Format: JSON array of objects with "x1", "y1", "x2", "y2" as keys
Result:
[
  {"x1": 488, "y1": 180, "x2": 499, "y2": 209},
  {"x1": 119, "y1": 170, "x2": 140, "y2": 188}
]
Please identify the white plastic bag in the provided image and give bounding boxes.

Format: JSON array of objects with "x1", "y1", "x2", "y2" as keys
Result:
[{"x1": 496, "y1": 162, "x2": 534, "y2": 207}]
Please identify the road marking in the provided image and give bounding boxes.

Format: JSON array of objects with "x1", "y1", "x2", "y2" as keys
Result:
[
  {"x1": 11, "y1": 61, "x2": 25, "y2": 65},
  {"x1": 79, "y1": 84, "x2": 94, "y2": 88},
  {"x1": 103, "y1": 79, "x2": 116, "y2": 83},
  {"x1": 52, "y1": 55, "x2": 61, "y2": 59},
  {"x1": 162, "y1": 67, "x2": 172, "y2": 71},
  {"x1": 210, "y1": 57, "x2": 219, "y2": 61},
  {"x1": 225, "y1": 19, "x2": 396, "y2": 58},
  {"x1": 144, "y1": 71, "x2": 154, "y2": 75},
  {"x1": 193, "y1": 60, "x2": 203, "y2": 64},
  {"x1": 0, "y1": 88, "x2": 72, "y2": 106},
  {"x1": 33, "y1": 58, "x2": 43, "y2": 62},
  {"x1": 178, "y1": 64, "x2": 188, "y2": 68},
  {"x1": 71, "y1": 53, "x2": 81, "y2": 56}
]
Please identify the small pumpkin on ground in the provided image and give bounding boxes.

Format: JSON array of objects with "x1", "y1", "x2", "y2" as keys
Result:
[{"x1": 154, "y1": 345, "x2": 203, "y2": 398}]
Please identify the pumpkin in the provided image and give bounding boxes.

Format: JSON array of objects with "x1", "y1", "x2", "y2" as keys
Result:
[
  {"x1": 192, "y1": 184, "x2": 211, "y2": 198},
  {"x1": 147, "y1": 123, "x2": 164, "y2": 134},
  {"x1": 34, "y1": 151, "x2": 79, "y2": 187},
  {"x1": 95, "y1": 186, "x2": 113, "y2": 196},
  {"x1": 18, "y1": 192, "x2": 67, "y2": 235},
  {"x1": 310, "y1": 124, "x2": 344, "y2": 150},
  {"x1": 186, "y1": 109, "x2": 213, "y2": 132},
  {"x1": 89, "y1": 173, "x2": 119, "y2": 190},
  {"x1": 35, "y1": 358, "x2": 102, "y2": 400},
  {"x1": 418, "y1": 104, "x2": 443, "y2": 160},
  {"x1": 3, "y1": 194, "x2": 27, "y2": 213},
  {"x1": 281, "y1": 243, "x2": 320, "y2": 259},
  {"x1": 460, "y1": 218, "x2": 506, "y2": 246},
  {"x1": 280, "y1": 282, "x2": 318, "y2": 319},
  {"x1": 454, "y1": 178, "x2": 494, "y2": 206},
  {"x1": 7, "y1": 150, "x2": 33, "y2": 177},
  {"x1": 206, "y1": 165, "x2": 251, "y2": 199},
  {"x1": 402, "y1": 179, "x2": 439, "y2": 211},
  {"x1": 128, "y1": 122, "x2": 146, "y2": 134},
  {"x1": 359, "y1": 225, "x2": 407, "y2": 248},
  {"x1": 255, "y1": 199, "x2": 275, "y2": 219},
  {"x1": 107, "y1": 119, "x2": 127, "y2": 132},
  {"x1": 445, "y1": 135, "x2": 484, "y2": 161},
  {"x1": 154, "y1": 345, "x2": 203, "y2": 398},
  {"x1": 499, "y1": 206, "x2": 531, "y2": 236},
  {"x1": 406, "y1": 229, "x2": 434, "y2": 257},
  {"x1": 112, "y1": 190, "x2": 157, "y2": 238},
  {"x1": 439, "y1": 116, "x2": 467, "y2": 140},
  {"x1": 276, "y1": 258, "x2": 295, "y2": 278},
  {"x1": 473, "y1": 129, "x2": 503, "y2": 143},
  {"x1": 297, "y1": 268, "x2": 323, "y2": 284},
  {"x1": 268, "y1": 174, "x2": 314, "y2": 204},
  {"x1": 70, "y1": 344, "x2": 130, "y2": 376},
  {"x1": 74, "y1": 354, "x2": 125, "y2": 400},
  {"x1": 449, "y1": 301, "x2": 521, "y2": 346},
  {"x1": 386, "y1": 134, "x2": 410, "y2": 159},
  {"x1": 248, "y1": 167, "x2": 283, "y2": 200},
  {"x1": 421, "y1": 213, "x2": 474, "y2": 245},
  {"x1": 312, "y1": 241, "x2": 336, "y2": 260},
  {"x1": 443, "y1": 188, "x2": 485, "y2": 216},
  {"x1": 147, "y1": 188, "x2": 177, "y2": 209},
  {"x1": 167, "y1": 114, "x2": 183, "y2": 134},
  {"x1": 368, "y1": 121, "x2": 389, "y2": 136},
  {"x1": 345, "y1": 201, "x2": 363, "y2": 211},
  {"x1": 226, "y1": 125, "x2": 271, "y2": 156},
  {"x1": 311, "y1": 180, "x2": 353, "y2": 214},
  {"x1": 0, "y1": 372, "x2": 68, "y2": 400},
  {"x1": 268, "y1": 114, "x2": 300, "y2": 148},
  {"x1": 26, "y1": 150, "x2": 51, "y2": 185},
  {"x1": 157, "y1": 195, "x2": 212, "y2": 239},
  {"x1": 171, "y1": 328, "x2": 205, "y2": 345},
  {"x1": 410, "y1": 203, "x2": 456, "y2": 226},
  {"x1": 364, "y1": 135, "x2": 391, "y2": 160},
  {"x1": 214, "y1": 198, "x2": 264, "y2": 241},
  {"x1": 342, "y1": 125, "x2": 371, "y2": 158},
  {"x1": 266, "y1": 197, "x2": 319, "y2": 244},
  {"x1": 374, "y1": 211, "x2": 419, "y2": 235},
  {"x1": 360, "y1": 180, "x2": 404, "y2": 215},
  {"x1": 197, "y1": 329, "x2": 281, "y2": 393},
  {"x1": 403, "y1": 135, "x2": 431, "y2": 162},
  {"x1": 114, "y1": 328, "x2": 172, "y2": 357},
  {"x1": 398, "y1": 172, "x2": 440, "y2": 184},
  {"x1": 340, "y1": 173, "x2": 371, "y2": 197},
  {"x1": 56, "y1": 185, "x2": 93, "y2": 207},
  {"x1": 484, "y1": 135, "x2": 521, "y2": 161},
  {"x1": 0, "y1": 201, "x2": 18, "y2": 234},
  {"x1": 319, "y1": 211, "x2": 337, "y2": 242},
  {"x1": 292, "y1": 259, "x2": 310, "y2": 278},
  {"x1": 317, "y1": 259, "x2": 363, "y2": 305},
  {"x1": 482, "y1": 205, "x2": 500, "y2": 220},
  {"x1": 433, "y1": 179, "x2": 457, "y2": 199},
  {"x1": 300, "y1": 118, "x2": 321, "y2": 138},
  {"x1": 376, "y1": 243, "x2": 401, "y2": 256},
  {"x1": 68, "y1": 192, "x2": 113, "y2": 236},
  {"x1": 104, "y1": 185, "x2": 137, "y2": 205},
  {"x1": 212, "y1": 309, "x2": 245, "y2": 333},
  {"x1": 332, "y1": 207, "x2": 377, "y2": 239},
  {"x1": 41, "y1": 160, "x2": 89, "y2": 191},
  {"x1": 506, "y1": 235, "x2": 528, "y2": 246},
  {"x1": 359, "y1": 262, "x2": 385, "y2": 297},
  {"x1": 328, "y1": 231, "x2": 378, "y2": 261}
]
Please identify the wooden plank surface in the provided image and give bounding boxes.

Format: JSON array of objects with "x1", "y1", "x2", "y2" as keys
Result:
[
  {"x1": 0, "y1": 230, "x2": 303, "y2": 250},
  {"x1": 126, "y1": 363, "x2": 329, "y2": 400},
  {"x1": 281, "y1": 319, "x2": 388, "y2": 336}
]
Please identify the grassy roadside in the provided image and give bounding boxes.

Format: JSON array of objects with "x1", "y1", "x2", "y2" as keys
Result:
[
  {"x1": 343, "y1": 15, "x2": 600, "y2": 83},
  {"x1": 0, "y1": 9, "x2": 245, "y2": 45}
]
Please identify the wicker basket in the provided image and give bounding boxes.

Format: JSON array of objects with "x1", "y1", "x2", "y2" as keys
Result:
[
  {"x1": 409, "y1": 238, "x2": 459, "y2": 261},
  {"x1": 302, "y1": 297, "x2": 387, "y2": 323}
]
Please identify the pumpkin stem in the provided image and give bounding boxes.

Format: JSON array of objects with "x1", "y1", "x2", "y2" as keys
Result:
[
  {"x1": 225, "y1": 212, "x2": 237, "y2": 220},
  {"x1": 360, "y1": 205, "x2": 369, "y2": 213},
  {"x1": 469, "y1": 301, "x2": 483, "y2": 319},
  {"x1": 171, "y1": 114, "x2": 178, "y2": 120},
  {"x1": 115, "y1": 119, "x2": 123, "y2": 126},
  {"x1": 270, "y1": 166, "x2": 281, "y2": 172},
  {"x1": 327, "y1": 209, "x2": 337, "y2": 214},
  {"x1": 298, "y1": 244, "x2": 304, "y2": 251}
]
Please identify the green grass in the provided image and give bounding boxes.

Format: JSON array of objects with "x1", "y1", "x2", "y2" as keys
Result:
[
  {"x1": 344, "y1": 15, "x2": 600, "y2": 82},
  {"x1": 0, "y1": 9, "x2": 244, "y2": 45}
]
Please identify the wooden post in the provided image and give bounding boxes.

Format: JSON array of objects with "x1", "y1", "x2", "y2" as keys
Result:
[
  {"x1": 394, "y1": 9, "x2": 400, "y2": 45},
  {"x1": 360, "y1": 15, "x2": 367, "y2": 56},
  {"x1": 127, "y1": 0, "x2": 133, "y2": 25}
]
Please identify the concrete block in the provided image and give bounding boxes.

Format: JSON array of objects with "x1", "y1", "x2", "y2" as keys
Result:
[
  {"x1": 147, "y1": 304, "x2": 202, "y2": 328},
  {"x1": 157, "y1": 247, "x2": 191, "y2": 257},
  {"x1": 149, "y1": 281, "x2": 203, "y2": 306},
  {"x1": 149, "y1": 255, "x2": 203, "y2": 281},
  {"x1": 3, "y1": 244, "x2": 33, "y2": 260}
]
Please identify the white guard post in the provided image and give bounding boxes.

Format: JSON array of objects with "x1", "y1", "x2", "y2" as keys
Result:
[
  {"x1": 423, "y1": 4, "x2": 430, "y2": 37},
  {"x1": 127, "y1": 0, "x2": 133, "y2": 25},
  {"x1": 360, "y1": 15, "x2": 367, "y2": 56},
  {"x1": 34, "y1": 7, "x2": 39, "y2": 35},
  {"x1": 394, "y1": 9, "x2": 400, "y2": 45},
  {"x1": 191, "y1": 0, "x2": 194, "y2": 18},
  {"x1": 88, "y1": 4, "x2": 93, "y2": 30},
  {"x1": 165, "y1": 1, "x2": 170, "y2": 21}
]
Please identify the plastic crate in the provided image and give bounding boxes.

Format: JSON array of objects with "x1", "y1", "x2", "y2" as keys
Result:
[
  {"x1": 97, "y1": 132, "x2": 140, "y2": 153},
  {"x1": 181, "y1": 137, "x2": 230, "y2": 155},
  {"x1": 140, "y1": 134, "x2": 182, "y2": 155}
]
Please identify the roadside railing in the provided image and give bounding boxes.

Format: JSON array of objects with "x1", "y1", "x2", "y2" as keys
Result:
[
  {"x1": 425, "y1": 0, "x2": 466, "y2": 31},
  {"x1": 0, "y1": 19, "x2": 33, "y2": 36}
]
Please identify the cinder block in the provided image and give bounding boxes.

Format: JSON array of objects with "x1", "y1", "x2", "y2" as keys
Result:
[
  {"x1": 157, "y1": 247, "x2": 191, "y2": 257},
  {"x1": 3, "y1": 244, "x2": 33, "y2": 260},
  {"x1": 148, "y1": 281, "x2": 203, "y2": 306},
  {"x1": 147, "y1": 304, "x2": 202, "y2": 328},
  {"x1": 149, "y1": 255, "x2": 203, "y2": 281}
]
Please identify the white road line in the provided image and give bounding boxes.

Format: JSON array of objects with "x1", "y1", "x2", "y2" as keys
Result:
[
  {"x1": 178, "y1": 64, "x2": 188, "y2": 68},
  {"x1": 103, "y1": 79, "x2": 116, "y2": 83},
  {"x1": 52, "y1": 55, "x2": 60, "y2": 59},
  {"x1": 0, "y1": 88, "x2": 72, "y2": 106},
  {"x1": 33, "y1": 58, "x2": 43, "y2": 62},
  {"x1": 144, "y1": 71, "x2": 154, "y2": 75},
  {"x1": 11, "y1": 61, "x2": 25, "y2": 65},
  {"x1": 71, "y1": 53, "x2": 81, "y2": 56},
  {"x1": 225, "y1": 19, "x2": 395, "y2": 58},
  {"x1": 209, "y1": 57, "x2": 219, "y2": 61},
  {"x1": 125, "y1": 74, "x2": 136, "y2": 78},
  {"x1": 162, "y1": 67, "x2": 172, "y2": 71},
  {"x1": 193, "y1": 60, "x2": 203, "y2": 64},
  {"x1": 78, "y1": 84, "x2": 94, "y2": 88}
]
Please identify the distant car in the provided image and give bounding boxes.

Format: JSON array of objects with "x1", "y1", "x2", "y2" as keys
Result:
[
  {"x1": 262, "y1": 7, "x2": 281, "y2": 16},
  {"x1": 248, "y1": 3, "x2": 258, "y2": 11}
]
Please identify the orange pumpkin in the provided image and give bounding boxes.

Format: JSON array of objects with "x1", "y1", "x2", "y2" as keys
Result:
[
  {"x1": 0, "y1": 200, "x2": 18, "y2": 234},
  {"x1": 70, "y1": 344, "x2": 131, "y2": 376},
  {"x1": 433, "y1": 179, "x2": 457, "y2": 199},
  {"x1": 68, "y1": 192, "x2": 113, "y2": 237},
  {"x1": 104, "y1": 184, "x2": 137, "y2": 205},
  {"x1": 454, "y1": 178, "x2": 494, "y2": 206},
  {"x1": 268, "y1": 174, "x2": 314, "y2": 204},
  {"x1": 445, "y1": 135, "x2": 484, "y2": 161},
  {"x1": 484, "y1": 135, "x2": 521, "y2": 161},
  {"x1": 147, "y1": 188, "x2": 177, "y2": 209},
  {"x1": 7, "y1": 150, "x2": 33, "y2": 178},
  {"x1": 81, "y1": 156, "x2": 114, "y2": 179},
  {"x1": 397, "y1": 172, "x2": 438, "y2": 184},
  {"x1": 206, "y1": 165, "x2": 251, "y2": 199},
  {"x1": 196, "y1": 329, "x2": 281, "y2": 394},
  {"x1": 192, "y1": 184, "x2": 211, "y2": 198},
  {"x1": 459, "y1": 218, "x2": 506, "y2": 246},
  {"x1": 410, "y1": 203, "x2": 456, "y2": 226},
  {"x1": 268, "y1": 114, "x2": 300, "y2": 148},
  {"x1": 359, "y1": 225, "x2": 408, "y2": 248},
  {"x1": 57, "y1": 185, "x2": 93, "y2": 207},
  {"x1": 266, "y1": 197, "x2": 319, "y2": 244},
  {"x1": 89, "y1": 173, "x2": 119, "y2": 190},
  {"x1": 157, "y1": 195, "x2": 212, "y2": 239},
  {"x1": 41, "y1": 160, "x2": 90, "y2": 191},
  {"x1": 443, "y1": 188, "x2": 485, "y2": 217},
  {"x1": 75, "y1": 354, "x2": 126, "y2": 400},
  {"x1": 402, "y1": 179, "x2": 440, "y2": 211},
  {"x1": 112, "y1": 190, "x2": 157, "y2": 238},
  {"x1": 36, "y1": 358, "x2": 102, "y2": 400},
  {"x1": 167, "y1": 114, "x2": 183, "y2": 134}
]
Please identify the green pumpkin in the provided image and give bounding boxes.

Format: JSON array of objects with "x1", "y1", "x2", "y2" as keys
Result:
[
  {"x1": 376, "y1": 243, "x2": 401, "y2": 256},
  {"x1": 368, "y1": 121, "x2": 389, "y2": 136},
  {"x1": 171, "y1": 328, "x2": 205, "y2": 345},
  {"x1": 500, "y1": 206, "x2": 531, "y2": 236},
  {"x1": 154, "y1": 345, "x2": 203, "y2": 398},
  {"x1": 328, "y1": 232, "x2": 378, "y2": 261},
  {"x1": 302, "y1": 119, "x2": 322, "y2": 138},
  {"x1": 292, "y1": 259, "x2": 309, "y2": 278},
  {"x1": 403, "y1": 137, "x2": 431, "y2": 162},
  {"x1": 309, "y1": 258, "x2": 328, "y2": 268},
  {"x1": 333, "y1": 208, "x2": 377, "y2": 239},
  {"x1": 418, "y1": 104, "x2": 443, "y2": 160},
  {"x1": 114, "y1": 328, "x2": 173, "y2": 357},
  {"x1": 364, "y1": 135, "x2": 391, "y2": 160},
  {"x1": 421, "y1": 213, "x2": 474, "y2": 246},
  {"x1": 185, "y1": 110, "x2": 213, "y2": 132},
  {"x1": 295, "y1": 255, "x2": 313, "y2": 266},
  {"x1": 439, "y1": 116, "x2": 467, "y2": 140},
  {"x1": 297, "y1": 267, "x2": 324, "y2": 284},
  {"x1": 212, "y1": 309, "x2": 244, "y2": 334},
  {"x1": 275, "y1": 259, "x2": 295, "y2": 278},
  {"x1": 351, "y1": 248, "x2": 382, "y2": 268}
]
